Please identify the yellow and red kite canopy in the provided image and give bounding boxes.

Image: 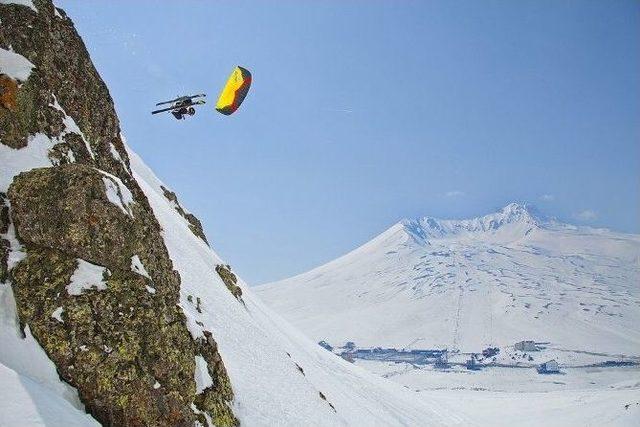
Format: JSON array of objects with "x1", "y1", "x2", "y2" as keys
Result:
[{"x1": 215, "y1": 66, "x2": 252, "y2": 115}]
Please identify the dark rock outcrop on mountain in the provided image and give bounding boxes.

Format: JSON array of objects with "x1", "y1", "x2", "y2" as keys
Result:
[
  {"x1": 0, "y1": 193, "x2": 9, "y2": 283},
  {"x1": 161, "y1": 185, "x2": 209, "y2": 246},
  {"x1": 0, "y1": 1, "x2": 237, "y2": 425},
  {"x1": 216, "y1": 264, "x2": 243, "y2": 301}
]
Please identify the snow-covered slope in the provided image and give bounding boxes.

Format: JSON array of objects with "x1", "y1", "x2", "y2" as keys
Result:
[
  {"x1": 126, "y1": 148, "x2": 464, "y2": 426},
  {"x1": 257, "y1": 204, "x2": 640, "y2": 355}
]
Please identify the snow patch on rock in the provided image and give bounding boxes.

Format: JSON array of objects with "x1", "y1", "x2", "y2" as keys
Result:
[
  {"x1": 0, "y1": 0, "x2": 37, "y2": 12},
  {"x1": 130, "y1": 255, "x2": 150, "y2": 278},
  {"x1": 110, "y1": 143, "x2": 124, "y2": 164},
  {"x1": 194, "y1": 355, "x2": 213, "y2": 394},
  {"x1": 0, "y1": 133, "x2": 55, "y2": 192},
  {"x1": 3, "y1": 221, "x2": 26, "y2": 271},
  {"x1": 191, "y1": 403, "x2": 214, "y2": 427},
  {"x1": 67, "y1": 259, "x2": 108, "y2": 296},
  {"x1": 51, "y1": 306, "x2": 64, "y2": 323},
  {"x1": 50, "y1": 95, "x2": 95, "y2": 159},
  {"x1": 100, "y1": 171, "x2": 134, "y2": 217},
  {"x1": 0, "y1": 46, "x2": 35, "y2": 81}
]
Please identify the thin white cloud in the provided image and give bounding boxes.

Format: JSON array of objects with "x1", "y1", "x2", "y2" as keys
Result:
[
  {"x1": 574, "y1": 209, "x2": 598, "y2": 221},
  {"x1": 324, "y1": 108, "x2": 354, "y2": 114},
  {"x1": 444, "y1": 190, "x2": 465, "y2": 197},
  {"x1": 540, "y1": 194, "x2": 554, "y2": 202}
]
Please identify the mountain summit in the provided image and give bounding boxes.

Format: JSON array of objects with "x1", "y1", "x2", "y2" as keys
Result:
[
  {"x1": 401, "y1": 203, "x2": 543, "y2": 243},
  {"x1": 257, "y1": 204, "x2": 640, "y2": 353}
]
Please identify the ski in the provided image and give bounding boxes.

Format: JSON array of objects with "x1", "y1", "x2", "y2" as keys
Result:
[{"x1": 156, "y1": 93, "x2": 206, "y2": 106}]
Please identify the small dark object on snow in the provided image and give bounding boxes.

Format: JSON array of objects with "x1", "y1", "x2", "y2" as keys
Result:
[
  {"x1": 482, "y1": 347, "x2": 499, "y2": 358},
  {"x1": 466, "y1": 354, "x2": 480, "y2": 370},
  {"x1": 318, "y1": 340, "x2": 333, "y2": 351},
  {"x1": 537, "y1": 359, "x2": 560, "y2": 374}
]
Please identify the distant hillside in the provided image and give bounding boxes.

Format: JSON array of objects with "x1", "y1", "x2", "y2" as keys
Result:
[{"x1": 257, "y1": 203, "x2": 640, "y2": 354}]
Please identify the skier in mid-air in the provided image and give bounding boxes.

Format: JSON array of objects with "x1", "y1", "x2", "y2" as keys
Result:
[
  {"x1": 151, "y1": 94, "x2": 206, "y2": 120},
  {"x1": 151, "y1": 65, "x2": 252, "y2": 121}
]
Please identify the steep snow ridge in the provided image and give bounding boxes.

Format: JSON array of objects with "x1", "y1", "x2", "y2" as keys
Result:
[
  {"x1": 126, "y1": 146, "x2": 464, "y2": 426},
  {"x1": 257, "y1": 205, "x2": 640, "y2": 354},
  {"x1": 0, "y1": 363, "x2": 99, "y2": 427}
]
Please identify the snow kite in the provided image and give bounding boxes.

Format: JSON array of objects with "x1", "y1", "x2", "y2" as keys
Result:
[{"x1": 215, "y1": 66, "x2": 252, "y2": 115}]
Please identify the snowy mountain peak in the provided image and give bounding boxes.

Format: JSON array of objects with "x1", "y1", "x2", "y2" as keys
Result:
[
  {"x1": 401, "y1": 203, "x2": 543, "y2": 242},
  {"x1": 497, "y1": 202, "x2": 537, "y2": 220}
]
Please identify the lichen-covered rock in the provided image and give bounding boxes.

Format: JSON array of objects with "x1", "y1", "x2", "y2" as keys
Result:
[
  {"x1": 8, "y1": 164, "x2": 176, "y2": 285},
  {"x1": 1, "y1": 1, "x2": 238, "y2": 425},
  {"x1": 9, "y1": 164, "x2": 138, "y2": 271},
  {"x1": 193, "y1": 331, "x2": 238, "y2": 427},
  {"x1": 11, "y1": 247, "x2": 199, "y2": 426},
  {"x1": 216, "y1": 264, "x2": 243, "y2": 301},
  {"x1": 8, "y1": 163, "x2": 238, "y2": 426},
  {"x1": 161, "y1": 185, "x2": 209, "y2": 245},
  {"x1": 0, "y1": 193, "x2": 9, "y2": 283},
  {"x1": 0, "y1": 69, "x2": 45, "y2": 149},
  {"x1": 0, "y1": 0, "x2": 131, "y2": 179}
]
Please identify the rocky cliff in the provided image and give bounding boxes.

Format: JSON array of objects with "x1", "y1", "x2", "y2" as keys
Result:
[{"x1": 0, "y1": 1, "x2": 236, "y2": 425}]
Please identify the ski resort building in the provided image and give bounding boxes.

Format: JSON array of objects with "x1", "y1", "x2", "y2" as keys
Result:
[
  {"x1": 340, "y1": 352, "x2": 355, "y2": 363},
  {"x1": 465, "y1": 355, "x2": 480, "y2": 370},
  {"x1": 537, "y1": 360, "x2": 559, "y2": 374},
  {"x1": 515, "y1": 340, "x2": 538, "y2": 351}
]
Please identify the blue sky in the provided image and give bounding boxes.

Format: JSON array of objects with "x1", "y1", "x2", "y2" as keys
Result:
[{"x1": 57, "y1": 0, "x2": 639, "y2": 284}]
